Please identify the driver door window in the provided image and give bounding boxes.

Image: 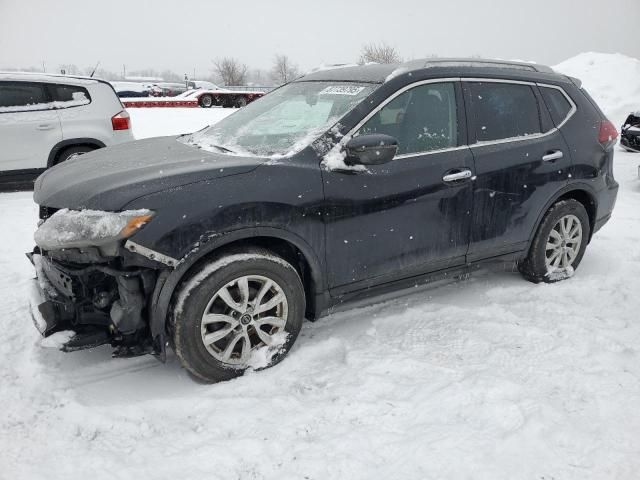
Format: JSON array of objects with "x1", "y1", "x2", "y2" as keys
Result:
[{"x1": 355, "y1": 82, "x2": 458, "y2": 155}]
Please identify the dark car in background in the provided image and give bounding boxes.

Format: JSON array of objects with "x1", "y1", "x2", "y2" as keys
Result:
[
  {"x1": 621, "y1": 111, "x2": 640, "y2": 152},
  {"x1": 28, "y1": 58, "x2": 618, "y2": 382}
]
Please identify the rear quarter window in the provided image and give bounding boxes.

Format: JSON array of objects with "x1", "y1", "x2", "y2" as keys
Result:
[
  {"x1": 540, "y1": 87, "x2": 573, "y2": 126},
  {"x1": 468, "y1": 82, "x2": 541, "y2": 143},
  {"x1": 51, "y1": 84, "x2": 91, "y2": 107}
]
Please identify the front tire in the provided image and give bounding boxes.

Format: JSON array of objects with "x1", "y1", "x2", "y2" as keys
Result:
[
  {"x1": 172, "y1": 249, "x2": 305, "y2": 383},
  {"x1": 518, "y1": 199, "x2": 590, "y2": 283}
]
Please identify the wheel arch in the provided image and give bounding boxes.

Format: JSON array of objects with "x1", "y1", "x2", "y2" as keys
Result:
[
  {"x1": 149, "y1": 228, "x2": 327, "y2": 358},
  {"x1": 47, "y1": 138, "x2": 106, "y2": 167},
  {"x1": 528, "y1": 183, "x2": 598, "y2": 250}
]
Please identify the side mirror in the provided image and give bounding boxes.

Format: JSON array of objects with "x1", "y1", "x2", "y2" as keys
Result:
[{"x1": 345, "y1": 134, "x2": 398, "y2": 166}]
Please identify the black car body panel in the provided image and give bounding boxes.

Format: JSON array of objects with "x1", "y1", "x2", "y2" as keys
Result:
[
  {"x1": 28, "y1": 59, "x2": 619, "y2": 357},
  {"x1": 33, "y1": 136, "x2": 263, "y2": 210}
]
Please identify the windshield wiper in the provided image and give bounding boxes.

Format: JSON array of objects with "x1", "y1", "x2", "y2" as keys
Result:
[{"x1": 206, "y1": 144, "x2": 236, "y2": 154}]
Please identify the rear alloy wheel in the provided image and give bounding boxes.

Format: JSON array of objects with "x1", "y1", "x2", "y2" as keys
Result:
[
  {"x1": 199, "y1": 94, "x2": 213, "y2": 108},
  {"x1": 545, "y1": 214, "x2": 582, "y2": 271},
  {"x1": 172, "y1": 249, "x2": 305, "y2": 383},
  {"x1": 518, "y1": 199, "x2": 590, "y2": 283}
]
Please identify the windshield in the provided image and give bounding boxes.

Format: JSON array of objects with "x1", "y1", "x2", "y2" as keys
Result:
[{"x1": 179, "y1": 81, "x2": 376, "y2": 157}]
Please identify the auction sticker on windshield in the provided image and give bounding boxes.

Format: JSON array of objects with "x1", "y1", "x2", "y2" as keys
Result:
[{"x1": 319, "y1": 85, "x2": 366, "y2": 95}]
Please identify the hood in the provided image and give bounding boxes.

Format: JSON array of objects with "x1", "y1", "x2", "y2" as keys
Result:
[{"x1": 34, "y1": 136, "x2": 264, "y2": 210}]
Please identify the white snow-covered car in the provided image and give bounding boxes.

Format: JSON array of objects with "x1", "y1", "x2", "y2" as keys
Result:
[
  {"x1": 0, "y1": 72, "x2": 134, "y2": 188},
  {"x1": 187, "y1": 80, "x2": 220, "y2": 90}
]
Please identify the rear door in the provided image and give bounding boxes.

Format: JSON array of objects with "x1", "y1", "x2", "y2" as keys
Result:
[
  {"x1": 0, "y1": 81, "x2": 62, "y2": 171},
  {"x1": 463, "y1": 79, "x2": 572, "y2": 260},
  {"x1": 322, "y1": 80, "x2": 475, "y2": 294}
]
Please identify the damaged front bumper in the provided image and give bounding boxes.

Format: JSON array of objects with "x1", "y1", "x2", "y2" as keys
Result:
[{"x1": 27, "y1": 249, "x2": 159, "y2": 356}]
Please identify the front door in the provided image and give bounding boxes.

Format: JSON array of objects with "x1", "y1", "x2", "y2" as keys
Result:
[{"x1": 322, "y1": 81, "x2": 475, "y2": 294}]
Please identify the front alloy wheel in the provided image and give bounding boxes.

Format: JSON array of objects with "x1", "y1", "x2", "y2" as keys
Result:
[
  {"x1": 172, "y1": 249, "x2": 305, "y2": 383},
  {"x1": 200, "y1": 275, "x2": 289, "y2": 365}
]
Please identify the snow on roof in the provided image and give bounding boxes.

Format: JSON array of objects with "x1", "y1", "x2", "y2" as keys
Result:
[{"x1": 0, "y1": 71, "x2": 99, "y2": 85}]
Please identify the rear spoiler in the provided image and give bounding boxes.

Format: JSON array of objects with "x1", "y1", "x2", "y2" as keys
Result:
[{"x1": 566, "y1": 75, "x2": 582, "y2": 88}]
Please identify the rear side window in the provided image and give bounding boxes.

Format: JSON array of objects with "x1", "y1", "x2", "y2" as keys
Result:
[
  {"x1": 356, "y1": 82, "x2": 458, "y2": 155},
  {"x1": 468, "y1": 82, "x2": 541, "y2": 142},
  {"x1": 51, "y1": 84, "x2": 91, "y2": 107},
  {"x1": 540, "y1": 86, "x2": 572, "y2": 126},
  {"x1": 0, "y1": 81, "x2": 49, "y2": 112}
]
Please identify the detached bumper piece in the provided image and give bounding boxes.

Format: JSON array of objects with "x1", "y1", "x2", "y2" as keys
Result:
[
  {"x1": 27, "y1": 250, "x2": 155, "y2": 357},
  {"x1": 621, "y1": 114, "x2": 640, "y2": 152}
]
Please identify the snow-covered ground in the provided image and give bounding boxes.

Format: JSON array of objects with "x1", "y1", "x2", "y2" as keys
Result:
[
  {"x1": 129, "y1": 107, "x2": 233, "y2": 139},
  {"x1": 1, "y1": 53, "x2": 640, "y2": 479}
]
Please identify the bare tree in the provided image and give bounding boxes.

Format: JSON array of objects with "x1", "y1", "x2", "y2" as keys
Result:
[
  {"x1": 58, "y1": 64, "x2": 81, "y2": 75},
  {"x1": 270, "y1": 54, "x2": 299, "y2": 85},
  {"x1": 358, "y1": 43, "x2": 402, "y2": 64},
  {"x1": 213, "y1": 57, "x2": 248, "y2": 86}
]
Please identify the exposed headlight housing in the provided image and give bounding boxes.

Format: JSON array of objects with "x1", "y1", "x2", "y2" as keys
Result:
[{"x1": 34, "y1": 209, "x2": 154, "y2": 251}]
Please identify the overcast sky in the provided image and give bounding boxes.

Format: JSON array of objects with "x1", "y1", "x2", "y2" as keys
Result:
[{"x1": 1, "y1": 0, "x2": 639, "y2": 77}]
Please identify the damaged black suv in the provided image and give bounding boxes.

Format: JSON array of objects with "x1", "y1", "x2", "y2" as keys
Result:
[{"x1": 29, "y1": 59, "x2": 619, "y2": 382}]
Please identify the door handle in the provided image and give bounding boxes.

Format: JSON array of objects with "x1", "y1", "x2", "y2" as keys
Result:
[
  {"x1": 443, "y1": 169, "x2": 473, "y2": 183},
  {"x1": 542, "y1": 150, "x2": 563, "y2": 162},
  {"x1": 37, "y1": 124, "x2": 55, "y2": 131}
]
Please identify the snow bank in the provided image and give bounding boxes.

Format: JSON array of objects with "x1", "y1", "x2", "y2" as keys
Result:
[{"x1": 554, "y1": 52, "x2": 640, "y2": 126}]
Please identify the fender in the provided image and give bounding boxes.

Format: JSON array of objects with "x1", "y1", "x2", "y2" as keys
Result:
[
  {"x1": 47, "y1": 138, "x2": 106, "y2": 167},
  {"x1": 147, "y1": 226, "x2": 327, "y2": 360},
  {"x1": 526, "y1": 181, "x2": 599, "y2": 250}
]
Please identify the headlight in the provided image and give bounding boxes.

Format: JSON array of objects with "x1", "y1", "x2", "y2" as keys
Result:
[{"x1": 34, "y1": 209, "x2": 154, "y2": 251}]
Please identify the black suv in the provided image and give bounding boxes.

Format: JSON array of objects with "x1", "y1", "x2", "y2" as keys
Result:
[{"x1": 29, "y1": 58, "x2": 619, "y2": 382}]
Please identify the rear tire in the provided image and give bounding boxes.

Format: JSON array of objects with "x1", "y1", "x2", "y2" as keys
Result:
[
  {"x1": 199, "y1": 94, "x2": 213, "y2": 108},
  {"x1": 518, "y1": 199, "x2": 590, "y2": 283},
  {"x1": 171, "y1": 249, "x2": 305, "y2": 383},
  {"x1": 54, "y1": 145, "x2": 95, "y2": 165},
  {"x1": 235, "y1": 96, "x2": 247, "y2": 108}
]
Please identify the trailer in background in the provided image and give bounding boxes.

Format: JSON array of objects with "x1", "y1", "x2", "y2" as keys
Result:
[{"x1": 183, "y1": 87, "x2": 267, "y2": 108}]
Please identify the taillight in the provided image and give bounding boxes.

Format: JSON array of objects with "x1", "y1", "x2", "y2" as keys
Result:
[
  {"x1": 598, "y1": 119, "x2": 618, "y2": 145},
  {"x1": 111, "y1": 110, "x2": 130, "y2": 131}
]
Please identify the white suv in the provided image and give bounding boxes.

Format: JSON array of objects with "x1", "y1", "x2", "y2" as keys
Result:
[{"x1": 0, "y1": 72, "x2": 134, "y2": 188}]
